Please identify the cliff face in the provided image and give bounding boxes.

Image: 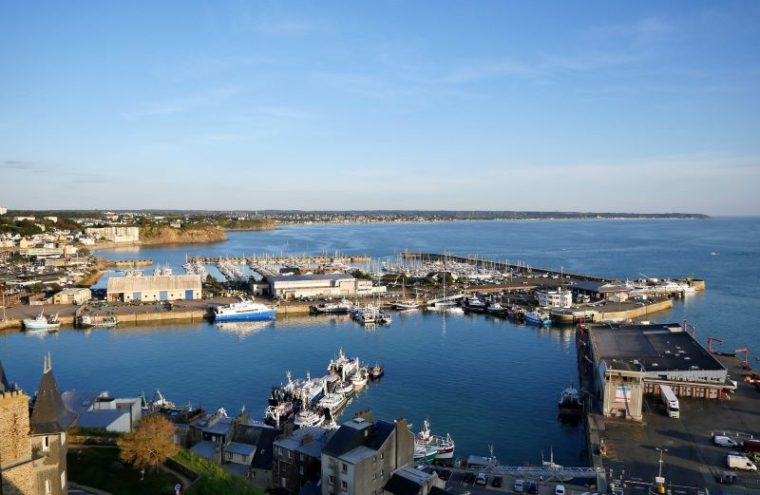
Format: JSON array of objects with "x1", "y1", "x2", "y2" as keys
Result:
[{"x1": 139, "y1": 226, "x2": 227, "y2": 245}]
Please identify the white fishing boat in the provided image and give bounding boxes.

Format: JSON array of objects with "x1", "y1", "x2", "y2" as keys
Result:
[
  {"x1": 351, "y1": 367, "x2": 369, "y2": 389},
  {"x1": 318, "y1": 391, "x2": 349, "y2": 416},
  {"x1": 300, "y1": 372, "x2": 326, "y2": 403},
  {"x1": 23, "y1": 310, "x2": 61, "y2": 331},
  {"x1": 294, "y1": 408, "x2": 325, "y2": 428}
]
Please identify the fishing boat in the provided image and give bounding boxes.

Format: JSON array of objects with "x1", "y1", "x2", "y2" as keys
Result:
[
  {"x1": 413, "y1": 442, "x2": 438, "y2": 464},
  {"x1": 264, "y1": 401, "x2": 295, "y2": 426},
  {"x1": 310, "y1": 299, "x2": 354, "y2": 315},
  {"x1": 23, "y1": 310, "x2": 61, "y2": 331},
  {"x1": 77, "y1": 314, "x2": 93, "y2": 328},
  {"x1": 486, "y1": 302, "x2": 504, "y2": 314},
  {"x1": 525, "y1": 310, "x2": 552, "y2": 327},
  {"x1": 318, "y1": 391, "x2": 349, "y2": 416},
  {"x1": 300, "y1": 372, "x2": 326, "y2": 403},
  {"x1": 558, "y1": 386, "x2": 583, "y2": 416},
  {"x1": 416, "y1": 419, "x2": 455, "y2": 460},
  {"x1": 461, "y1": 296, "x2": 486, "y2": 312},
  {"x1": 213, "y1": 298, "x2": 276, "y2": 322},
  {"x1": 294, "y1": 408, "x2": 325, "y2": 428},
  {"x1": 142, "y1": 389, "x2": 176, "y2": 412},
  {"x1": 369, "y1": 363, "x2": 384, "y2": 380},
  {"x1": 351, "y1": 367, "x2": 369, "y2": 389},
  {"x1": 93, "y1": 316, "x2": 119, "y2": 328}
]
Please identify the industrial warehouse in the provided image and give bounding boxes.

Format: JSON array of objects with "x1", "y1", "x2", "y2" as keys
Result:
[
  {"x1": 582, "y1": 322, "x2": 731, "y2": 421},
  {"x1": 106, "y1": 274, "x2": 202, "y2": 302},
  {"x1": 267, "y1": 273, "x2": 380, "y2": 300}
]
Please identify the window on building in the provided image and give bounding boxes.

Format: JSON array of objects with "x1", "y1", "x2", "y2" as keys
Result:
[
  {"x1": 342, "y1": 463, "x2": 347, "y2": 473},
  {"x1": 380, "y1": 469, "x2": 384, "y2": 478},
  {"x1": 380, "y1": 452, "x2": 384, "y2": 460},
  {"x1": 341, "y1": 481, "x2": 348, "y2": 491},
  {"x1": 373, "y1": 473, "x2": 377, "y2": 480},
  {"x1": 43, "y1": 436, "x2": 50, "y2": 451},
  {"x1": 329, "y1": 475, "x2": 335, "y2": 484}
]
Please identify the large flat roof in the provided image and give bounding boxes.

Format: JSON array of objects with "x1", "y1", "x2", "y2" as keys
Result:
[
  {"x1": 588, "y1": 323, "x2": 725, "y2": 373},
  {"x1": 268, "y1": 273, "x2": 354, "y2": 283}
]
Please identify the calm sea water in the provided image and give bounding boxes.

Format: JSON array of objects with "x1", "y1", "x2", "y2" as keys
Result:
[{"x1": 2, "y1": 218, "x2": 758, "y2": 466}]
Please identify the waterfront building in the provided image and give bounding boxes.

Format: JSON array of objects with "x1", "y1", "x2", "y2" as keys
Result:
[
  {"x1": 572, "y1": 281, "x2": 632, "y2": 302},
  {"x1": 107, "y1": 274, "x2": 202, "y2": 302},
  {"x1": 52, "y1": 287, "x2": 92, "y2": 305},
  {"x1": 585, "y1": 323, "x2": 730, "y2": 421},
  {"x1": 536, "y1": 288, "x2": 573, "y2": 308},
  {"x1": 84, "y1": 226, "x2": 139, "y2": 243},
  {"x1": 0, "y1": 356, "x2": 77, "y2": 495},
  {"x1": 61, "y1": 391, "x2": 141, "y2": 433},
  {"x1": 321, "y1": 411, "x2": 414, "y2": 495},
  {"x1": 383, "y1": 466, "x2": 446, "y2": 495},
  {"x1": 268, "y1": 274, "x2": 376, "y2": 300},
  {"x1": 273, "y1": 426, "x2": 333, "y2": 494},
  {"x1": 187, "y1": 411, "x2": 276, "y2": 488}
]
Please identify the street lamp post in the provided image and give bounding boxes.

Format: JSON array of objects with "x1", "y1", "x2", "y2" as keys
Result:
[{"x1": 656, "y1": 447, "x2": 668, "y2": 478}]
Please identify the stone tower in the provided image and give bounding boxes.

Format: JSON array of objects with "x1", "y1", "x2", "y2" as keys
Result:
[
  {"x1": 0, "y1": 361, "x2": 37, "y2": 494},
  {"x1": 0, "y1": 355, "x2": 78, "y2": 495},
  {"x1": 29, "y1": 353, "x2": 78, "y2": 495}
]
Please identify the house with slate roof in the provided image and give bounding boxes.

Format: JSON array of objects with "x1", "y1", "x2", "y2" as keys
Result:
[{"x1": 321, "y1": 410, "x2": 413, "y2": 495}]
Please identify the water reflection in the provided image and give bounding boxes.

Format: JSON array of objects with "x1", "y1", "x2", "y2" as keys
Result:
[{"x1": 216, "y1": 321, "x2": 273, "y2": 340}]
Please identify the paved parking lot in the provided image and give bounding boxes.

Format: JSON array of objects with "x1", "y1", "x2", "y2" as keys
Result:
[
  {"x1": 602, "y1": 358, "x2": 760, "y2": 495},
  {"x1": 441, "y1": 469, "x2": 595, "y2": 495}
]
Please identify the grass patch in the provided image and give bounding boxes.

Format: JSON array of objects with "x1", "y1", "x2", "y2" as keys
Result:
[
  {"x1": 67, "y1": 446, "x2": 180, "y2": 495},
  {"x1": 173, "y1": 449, "x2": 265, "y2": 495}
]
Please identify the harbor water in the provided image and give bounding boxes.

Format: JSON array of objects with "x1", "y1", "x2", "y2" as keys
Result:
[{"x1": 1, "y1": 218, "x2": 758, "y2": 466}]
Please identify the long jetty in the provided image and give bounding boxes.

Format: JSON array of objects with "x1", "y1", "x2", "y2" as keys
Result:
[
  {"x1": 401, "y1": 252, "x2": 608, "y2": 282},
  {"x1": 187, "y1": 255, "x2": 371, "y2": 264}
]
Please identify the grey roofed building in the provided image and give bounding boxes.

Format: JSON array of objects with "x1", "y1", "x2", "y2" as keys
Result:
[
  {"x1": 383, "y1": 466, "x2": 445, "y2": 495},
  {"x1": 588, "y1": 322, "x2": 726, "y2": 374},
  {"x1": 30, "y1": 355, "x2": 77, "y2": 435},
  {"x1": 61, "y1": 390, "x2": 142, "y2": 432}
]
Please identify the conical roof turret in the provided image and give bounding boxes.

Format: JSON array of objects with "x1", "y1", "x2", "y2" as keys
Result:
[{"x1": 29, "y1": 353, "x2": 77, "y2": 434}]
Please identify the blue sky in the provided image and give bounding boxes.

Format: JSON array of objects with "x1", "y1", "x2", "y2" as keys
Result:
[{"x1": 1, "y1": 1, "x2": 759, "y2": 214}]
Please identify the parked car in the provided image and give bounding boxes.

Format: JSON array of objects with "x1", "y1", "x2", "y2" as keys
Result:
[
  {"x1": 714, "y1": 435, "x2": 740, "y2": 447},
  {"x1": 475, "y1": 473, "x2": 488, "y2": 486},
  {"x1": 514, "y1": 479, "x2": 525, "y2": 492},
  {"x1": 717, "y1": 471, "x2": 737, "y2": 484},
  {"x1": 528, "y1": 481, "x2": 539, "y2": 494},
  {"x1": 555, "y1": 485, "x2": 566, "y2": 495},
  {"x1": 492, "y1": 476, "x2": 503, "y2": 488}
]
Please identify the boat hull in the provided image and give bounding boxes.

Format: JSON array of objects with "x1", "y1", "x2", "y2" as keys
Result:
[
  {"x1": 23, "y1": 321, "x2": 60, "y2": 331},
  {"x1": 214, "y1": 310, "x2": 276, "y2": 322}
]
